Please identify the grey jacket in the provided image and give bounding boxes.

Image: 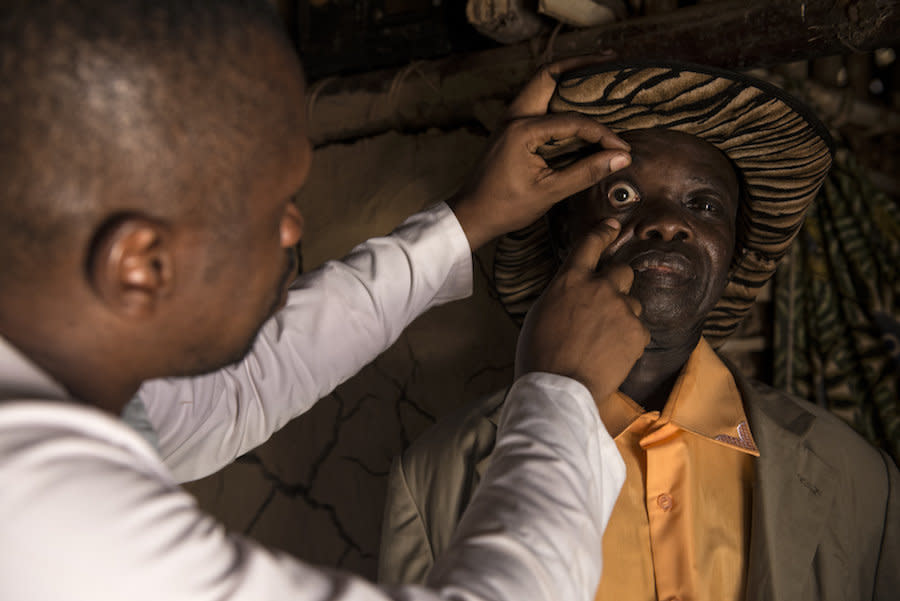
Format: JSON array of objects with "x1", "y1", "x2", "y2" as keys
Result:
[{"x1": 378, "y1": 365, "x2": 899, "y2": 601}]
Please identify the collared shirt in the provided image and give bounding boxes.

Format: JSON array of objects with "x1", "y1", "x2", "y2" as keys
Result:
[
  {"x1": 595, "y1": 338, "x2": 758, "y2": 601},
  {"x1": 0, "y1": 202, "x2": 625, "y2": 601}
]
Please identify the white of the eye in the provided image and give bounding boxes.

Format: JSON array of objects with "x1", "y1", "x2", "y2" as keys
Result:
[{"x1": 609, "y1": 184, "x2": 638, "y2": 205}]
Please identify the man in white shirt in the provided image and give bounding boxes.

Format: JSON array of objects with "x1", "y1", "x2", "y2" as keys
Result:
[{"x1": 0, "y1": 1, "x2": 649, "y2": 600}]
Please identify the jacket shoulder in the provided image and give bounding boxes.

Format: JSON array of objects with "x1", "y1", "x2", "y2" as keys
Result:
[
  {"x1": 739, "y1": 375, "x2": 900, "y2": 597},
  {"x1": 399, "y1": 388, "x2": 506, "y2": 494},
  {"x1": 381, "y1": 388, "x2": 507, "y2": 581},
  {"x1": 742, "y1": 376, "x2": 888, "y2": 470}
]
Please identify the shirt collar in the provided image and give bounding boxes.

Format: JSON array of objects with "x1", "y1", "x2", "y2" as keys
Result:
[
  {"x1": 597, "y1": 337, "x2": 759, "y2": 456},
  {"x1": 0, "y1": 334, "x2": 70, "y2": 402},
  {"x1": 0, "y1": 335, "x2": 161, "y2": 452}
]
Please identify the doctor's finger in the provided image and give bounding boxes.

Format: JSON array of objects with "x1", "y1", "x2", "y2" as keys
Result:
[
  {"x1": 563, "y1": 220, "x2": 621, "y2": 274},
  {"x1": 506, "y1": 53, "x2": 617, "y2": 119}
]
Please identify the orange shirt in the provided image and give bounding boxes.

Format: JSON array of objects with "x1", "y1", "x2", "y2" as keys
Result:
[{"x1": 594, "y1": 338, "x2": 758, "y2": 601}]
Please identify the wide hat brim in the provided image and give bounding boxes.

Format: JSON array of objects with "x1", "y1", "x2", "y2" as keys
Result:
[{"x1": 494, "y1": 61, "x2": 834, "y2": 346}]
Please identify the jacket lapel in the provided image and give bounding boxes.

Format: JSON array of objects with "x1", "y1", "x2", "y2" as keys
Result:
[{"x1": 736, "y1": 370, "x2": 838, "y2": 601}]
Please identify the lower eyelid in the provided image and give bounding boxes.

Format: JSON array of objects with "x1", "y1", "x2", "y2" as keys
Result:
[
  {"x1": 598, "y1": 199, "x2": 640, "y2": 213},
  {"x1": 607, "y1": 196, "x2": 641, "y2": 210}
]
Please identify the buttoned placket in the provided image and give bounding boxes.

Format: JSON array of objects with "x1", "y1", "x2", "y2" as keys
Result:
[{"x1": 641, "y1": 419, "x2": 693, "y2": 601}]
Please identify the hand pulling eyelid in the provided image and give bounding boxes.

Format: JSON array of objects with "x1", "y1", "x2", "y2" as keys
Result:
[{"x1": 536, "y1": 138, "x2": 614, "y2": 169}]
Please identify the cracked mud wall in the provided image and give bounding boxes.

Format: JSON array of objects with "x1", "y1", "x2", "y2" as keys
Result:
[{"x1": 183, "y1": 127, "x2": 520, "y2": 579}]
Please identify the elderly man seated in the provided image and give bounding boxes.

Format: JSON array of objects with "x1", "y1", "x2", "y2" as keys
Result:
[{"x1": 378, "y1": 61, "x2": 899, "y2": 601}]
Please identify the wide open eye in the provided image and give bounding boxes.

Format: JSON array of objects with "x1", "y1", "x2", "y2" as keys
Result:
[{"x1": 607, "y1": 181, "x2": 640, "y2": 208}]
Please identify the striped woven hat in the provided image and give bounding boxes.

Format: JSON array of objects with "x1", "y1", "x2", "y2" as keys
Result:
[{"x1": 494, "y1": 61, "x2": 833, "y2": 346}]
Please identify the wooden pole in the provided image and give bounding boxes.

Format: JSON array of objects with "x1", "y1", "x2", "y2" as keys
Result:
[
  {"x1": 751, "y1": 69, "x2": 900, "y2": 135},
  {"x1": 306, "y1": 0, "x2": 900, "y2": 145}
]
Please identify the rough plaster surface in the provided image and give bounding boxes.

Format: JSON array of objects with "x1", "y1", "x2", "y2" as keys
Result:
[{"x1": 183, "y1": 128, "x2": 523, "y2": 579}]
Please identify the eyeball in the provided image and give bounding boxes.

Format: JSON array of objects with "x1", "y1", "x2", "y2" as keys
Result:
[
  {"x1": 688, "y1": 197, "x2": 720, "y2": 213},
  {"x1": 607, "y1": 182, "x2": 640, "y2": 208}
]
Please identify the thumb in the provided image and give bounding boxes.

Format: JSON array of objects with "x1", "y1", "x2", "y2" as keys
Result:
[{"x1": 563, "y1": 219, "x2": 621, "y2": 273}]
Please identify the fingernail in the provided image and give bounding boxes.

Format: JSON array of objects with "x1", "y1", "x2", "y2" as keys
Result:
[
  {"x1": 603, "y1": 218, "x2": 620, "y2": 229},
  {"x1": 609, "y1": 154, "x2": 630, "y2": 171}
]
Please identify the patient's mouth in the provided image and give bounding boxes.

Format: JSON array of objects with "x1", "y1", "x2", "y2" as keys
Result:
[{"x1": 630, "y1": 251, "x2": 693, "y2": 286}]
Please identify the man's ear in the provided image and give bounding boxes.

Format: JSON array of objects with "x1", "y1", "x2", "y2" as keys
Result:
[{"x1": 87, "y1": 215, "x2": 173, "y2": 318}]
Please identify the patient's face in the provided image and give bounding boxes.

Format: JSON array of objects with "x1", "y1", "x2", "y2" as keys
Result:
[{"x1": 554, "y1": 128, "x2": 739, "y2": 345}]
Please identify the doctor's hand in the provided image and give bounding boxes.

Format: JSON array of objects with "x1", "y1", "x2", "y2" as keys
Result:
[
  {"x1": 449, "y1": 56, "x2": 631, "y2": 251},
  {"x1": 514, "y1": 219, "x2": 650, "y2": 404}
]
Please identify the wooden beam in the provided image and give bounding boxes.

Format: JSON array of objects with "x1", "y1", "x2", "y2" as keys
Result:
[{"x1": 306, "y1": 0, "x2": 900, "y2": 145}]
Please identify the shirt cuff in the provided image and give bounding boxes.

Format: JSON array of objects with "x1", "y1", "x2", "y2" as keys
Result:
[
  {"x1": 391, "y1": 201, "x2": 473, "y2": 305},
  {"x1": 504, "y1": 372, "x2": 618, "y2": 457}
]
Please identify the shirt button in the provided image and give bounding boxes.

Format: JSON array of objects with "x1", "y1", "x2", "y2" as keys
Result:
[{"x1": 657, "y1": 493, "x2": 674, "y2": 511}]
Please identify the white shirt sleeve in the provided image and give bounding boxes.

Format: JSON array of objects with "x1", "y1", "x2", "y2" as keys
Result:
[
  {"x1": 0, "y1": 373, "x2": 623, "y2": 601},
  {"x1": 428, "y1": 373, "x2": 625, "y2": 601},
  {"x1": 68, "y1": 201, "x2": 628, "y2": 601},
  {"x1": 138, "y1": 202, "x2": 473, "y2": 482}
]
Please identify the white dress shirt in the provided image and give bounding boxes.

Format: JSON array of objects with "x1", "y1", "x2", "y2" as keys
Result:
[{"x1": 0, "y1": 202, "x2": 625, "y2": 601}]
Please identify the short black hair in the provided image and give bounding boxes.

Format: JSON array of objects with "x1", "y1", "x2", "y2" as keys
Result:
[{"x1": 0, "y1": 0, "x2": 300, "y2": 281}]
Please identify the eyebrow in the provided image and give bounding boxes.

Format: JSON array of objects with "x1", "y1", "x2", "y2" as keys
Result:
[{"x1": 684, "y1": 174, "x2": 714, "y2": 184}]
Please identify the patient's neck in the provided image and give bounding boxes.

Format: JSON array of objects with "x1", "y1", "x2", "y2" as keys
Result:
[{"x1": 620, "y1": 333, "x2": 700, "y2": 413}]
